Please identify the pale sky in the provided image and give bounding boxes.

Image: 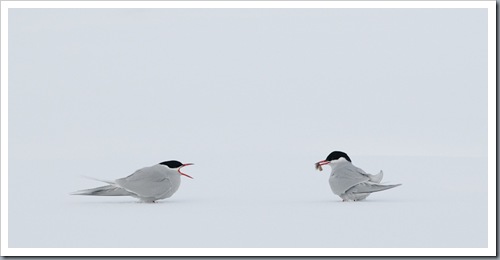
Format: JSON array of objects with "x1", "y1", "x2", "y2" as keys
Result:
[{"x1": 9, "y1": 8, "x2": 487, "y2": 163}]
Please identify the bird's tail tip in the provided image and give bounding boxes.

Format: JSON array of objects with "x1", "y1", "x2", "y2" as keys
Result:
[
  {"x1": 80, "y1": 175, "x2": 115, "y2": 184},
  {"x1": 70, "y1": 191, "x2": 87, "y2": 196},
  {"x1": 70, "y1": 189, "x2": 94, "y2": 196},
  {"x1": 385, "y1": 183, "x2": 402, "y2": 189},
  {"x1": 70, "y1": 185, "x2": 132, "y2": 196}
]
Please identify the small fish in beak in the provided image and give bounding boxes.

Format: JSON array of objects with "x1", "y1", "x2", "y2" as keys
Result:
[{"x1": 315, "y1": 162, "x2": 323, "y2": 171}]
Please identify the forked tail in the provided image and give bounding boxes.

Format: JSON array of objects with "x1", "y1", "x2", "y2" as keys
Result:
[
  {"x1": 71, "y1": 185, "x2": 133, "y2": 196},
  {"x1": 369, "y1": 170, "x2": 384, "y2": 183}
]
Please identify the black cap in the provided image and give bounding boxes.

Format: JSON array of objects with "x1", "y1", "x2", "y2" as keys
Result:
[
  {"x1": 159, "y1": 160, "x2": 183, "y2": 168},
  {"x1": 326, "y1": 151, "x2": 352, "y2": 162}
]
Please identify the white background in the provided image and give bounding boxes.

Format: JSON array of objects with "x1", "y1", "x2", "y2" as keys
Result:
[{"x1": 7, "y1": 8, "x2": 488, "y2": 248}]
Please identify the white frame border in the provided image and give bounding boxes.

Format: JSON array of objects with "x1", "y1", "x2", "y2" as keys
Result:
[{"x1": 0, "y1": 1, "x2": 496, "y2": 257}]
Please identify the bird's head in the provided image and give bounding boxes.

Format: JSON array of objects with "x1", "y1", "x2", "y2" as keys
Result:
[
  {"x1": 315, "y1": 151, "x2": 351, "y2": 171},
  {"x1": 159, "y1": 160, "x2": 194, "y2": 179}
]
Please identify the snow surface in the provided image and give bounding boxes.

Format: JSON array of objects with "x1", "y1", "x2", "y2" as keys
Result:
[{"x1": 8, "y1": 155, "x2": 487, "y2": 248}]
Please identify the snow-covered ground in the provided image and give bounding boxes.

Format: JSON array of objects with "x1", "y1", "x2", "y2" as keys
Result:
[{"x1": 8, "y1": 154, "x2": 487, "y2": 248}]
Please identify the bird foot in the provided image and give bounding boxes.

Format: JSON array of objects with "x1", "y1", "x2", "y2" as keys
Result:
[{"x1": 138, "y1": 200, "x2": 156, "y2": 203}]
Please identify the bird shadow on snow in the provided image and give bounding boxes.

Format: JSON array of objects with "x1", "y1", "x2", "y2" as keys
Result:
[
  {"x1": 72, "y1": 198, "x2": 200, "y2": 205},
  {"x1": 290, "y1": 198, "x2": 410, "y2": 204},
  {"x1": 71, "y1": 196, "x2": 412, "y2": 205}
]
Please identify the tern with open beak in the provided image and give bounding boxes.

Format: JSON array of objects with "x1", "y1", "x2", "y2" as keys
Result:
[
  {"x1": 72, "y1": 160, "x2": 194, "y2": 203},
  {"x1": 316, "y1": 151, "x2": 400, "y2": 201}
]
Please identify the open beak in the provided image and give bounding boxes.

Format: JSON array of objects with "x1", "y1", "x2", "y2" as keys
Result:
[
  {"x1": 178, "y1": 163, "x2": 194, "y2": 179},
  {"x1": 315, "y1": 160, "x2": 330, "y2": 171}
]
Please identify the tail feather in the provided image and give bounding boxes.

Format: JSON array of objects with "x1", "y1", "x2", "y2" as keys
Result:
[
  {"x1": 71, "y1": 185, "x2": 133, "y2": 196},
  {"x1": 350, "y1": 183, "x2": 401, "y2": 194},
  {"x1": 369, "y1": 170, "x2": 383, "y2": 183},
  {"x1": 81, "y1": 175, "x2": 115, "y2": 185}
]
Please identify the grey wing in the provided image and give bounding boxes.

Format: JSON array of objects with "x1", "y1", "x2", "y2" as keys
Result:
[
  {"x1": 348, "y1": 183, "x2": 401, "y2": 194},
  {"x1": 330, "y1": 164, "x2": 370, "y2": 195},
  {"x1": 352, "y1": 165, "x2": 383, "y2": 183},
  {"x1": 115, "y1": 166, "x2": 173, "y2": 198}
]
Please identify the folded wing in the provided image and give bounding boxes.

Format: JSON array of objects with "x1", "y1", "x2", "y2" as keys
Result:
[
  {"x1": 329, "y1": 164, "x2": 370, "y2": 195},
  {"x1": 115, "y1": 165, "x2": 173, "y2": 198}
]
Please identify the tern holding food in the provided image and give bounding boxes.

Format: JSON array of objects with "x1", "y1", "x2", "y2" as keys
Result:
[{"x1": 316, "y1": 151, "x2": 401, "y2": 201}]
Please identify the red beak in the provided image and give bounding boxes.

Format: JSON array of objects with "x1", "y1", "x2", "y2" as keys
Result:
[
  {"x1": 178, "y1": 163, "x2": 194, "y2": 179},
  {"x1": 316, "y1": 160, "x2": 330, "y2": 166},
  {"x1": 315, "y1": 160, "x2": 330, "y2": 171}
]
